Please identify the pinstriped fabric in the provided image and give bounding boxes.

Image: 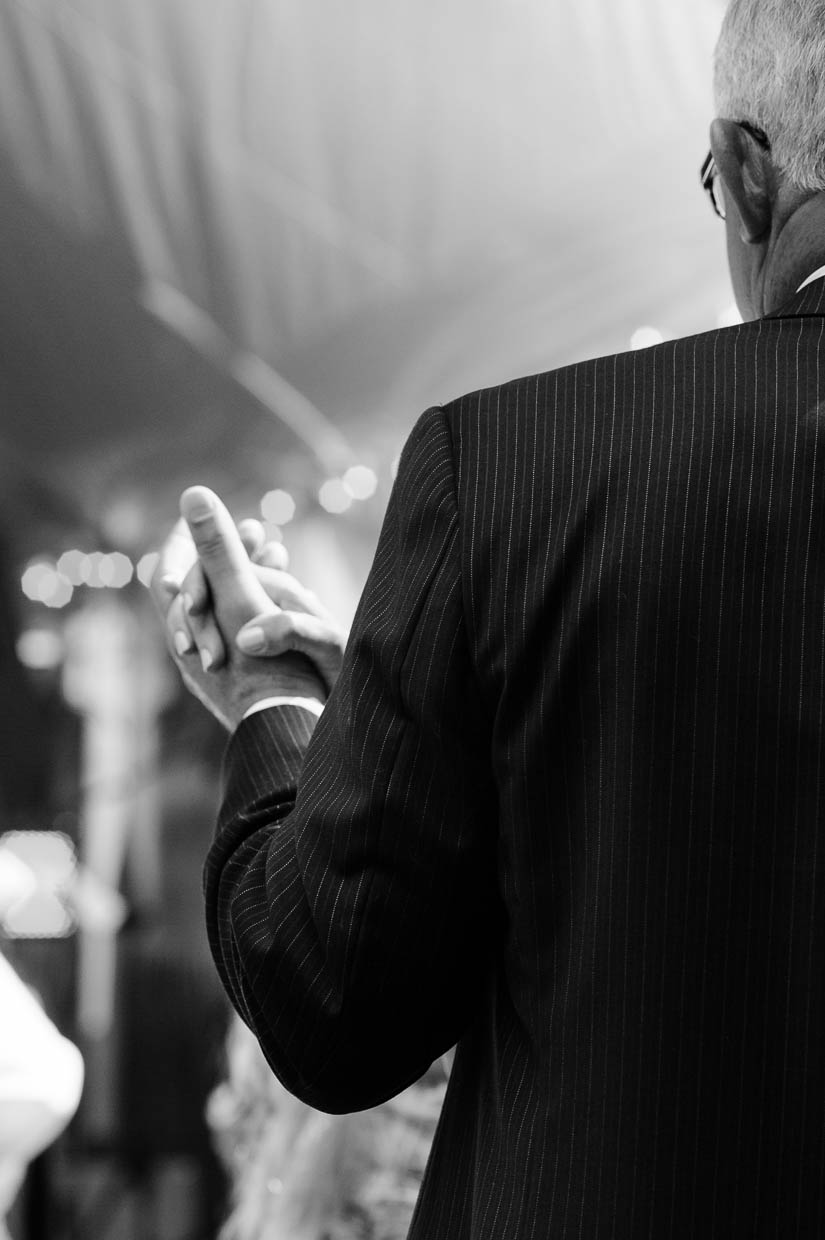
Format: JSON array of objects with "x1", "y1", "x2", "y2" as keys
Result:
[
  {"x1": 205, "y1": 278, "x2": 825, "y2": 1237},
  {"x1": 207, "y1": 406, "x2": 502, "y2": 1114}
]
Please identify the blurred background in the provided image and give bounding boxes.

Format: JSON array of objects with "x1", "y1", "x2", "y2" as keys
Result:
[{"x1": 0, "y1": 0, "x2": 731, "y2": 1236}]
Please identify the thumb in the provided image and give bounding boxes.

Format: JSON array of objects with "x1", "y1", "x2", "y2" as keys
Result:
[
  {"x1": 180, "y1": 487, "x2": 271, "y2": 617},
  {"x1": 236, "y1": 611, "x2": 344, "y2": 693}
]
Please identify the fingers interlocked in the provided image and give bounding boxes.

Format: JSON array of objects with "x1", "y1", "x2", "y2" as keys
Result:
[
  {"x1": 151, "y1": 486, "x2": 344, "y2": 691},
  {"x1": 151, "y1": 485, "x2": 344, "y2": 695},
  {"x1": 234, "y1": 571, "x2": 345, "y2": 693}
]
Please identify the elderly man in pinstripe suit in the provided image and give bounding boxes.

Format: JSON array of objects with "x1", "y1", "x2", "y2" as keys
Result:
[{"x1": 155, "y1": 1, "x2": 825, "y2": 1233}]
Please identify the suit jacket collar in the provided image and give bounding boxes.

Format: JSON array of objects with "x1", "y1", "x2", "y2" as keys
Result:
[{"x1": 766, "y1": 276, "x2": 825, "y2": 320}]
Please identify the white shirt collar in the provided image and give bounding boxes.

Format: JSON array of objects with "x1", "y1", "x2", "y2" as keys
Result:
[{"x1": 796, "y1": 264, "x2": 825, "y2": 294}]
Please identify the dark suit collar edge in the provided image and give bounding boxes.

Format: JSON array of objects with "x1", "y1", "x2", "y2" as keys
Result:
[{"x1": 765, "y1": 279, "x2": 825, "y2": 321}]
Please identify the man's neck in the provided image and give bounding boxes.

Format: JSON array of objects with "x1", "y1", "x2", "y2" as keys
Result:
[{"x1": 762, "y1": 194, "x2": 825, "y2": 314}]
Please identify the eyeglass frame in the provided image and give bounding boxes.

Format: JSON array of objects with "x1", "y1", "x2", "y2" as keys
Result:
[{"x1": 701, "y1": 121, "x2": 771, "y2": 220}]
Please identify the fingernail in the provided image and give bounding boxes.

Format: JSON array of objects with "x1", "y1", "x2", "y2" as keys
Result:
[
  {"x1": 181, "y1": 489, "x2": 214, "y2": 523},
  {"x1": 182, "y1": 593, "x2": 193, "y2": 613},
  {"x1": 237, "y1": 626, "x2": 265, "y2": 653},
  {"x1": 200, "y1": 649, "x2": 213, "y2": 672},
  {"x1": 174, "y1": 631, "x2": 192, "y2": 656}
]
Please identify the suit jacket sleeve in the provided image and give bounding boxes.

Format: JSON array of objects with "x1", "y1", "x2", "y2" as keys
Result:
[{"x1": 203, "y1": 405, "x2": 501, "y2": 1114}]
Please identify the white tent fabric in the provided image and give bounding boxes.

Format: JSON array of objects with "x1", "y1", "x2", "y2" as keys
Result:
[{"x1": 0, "y1": 0, "x2": 731, "y2": 533}]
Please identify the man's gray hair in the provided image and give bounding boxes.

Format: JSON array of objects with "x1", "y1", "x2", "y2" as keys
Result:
[{"x1": 715, "y1": 0, "x2": 825, "y2": 191}]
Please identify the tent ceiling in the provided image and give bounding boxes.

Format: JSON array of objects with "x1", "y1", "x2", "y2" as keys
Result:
[{"x1": 0, "y1": 0, "x2": 729, "y2": 557}]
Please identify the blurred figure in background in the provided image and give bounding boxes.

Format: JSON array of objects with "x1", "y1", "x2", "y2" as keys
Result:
[
  {"x1": 0, "y1": 856, "x2": 83, "y2": 1239},
  {"x1": 207, "y1": 1016, "x2": 446, "y2": 1240}
]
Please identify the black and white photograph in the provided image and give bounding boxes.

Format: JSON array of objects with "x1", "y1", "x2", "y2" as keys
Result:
[{"x1": 1, "y1": 1, "x2": 824, "y2": 1236}]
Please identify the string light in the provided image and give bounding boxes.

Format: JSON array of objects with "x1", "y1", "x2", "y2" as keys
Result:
[
  {"x1": 75, "y1": 556, "x2": 95, "y2": 585},
  {"x1": 0, "y1": 831, "x2": 77, "y2": 939},
  {"x1": 21, "y1": 561, "x2": 73, "y2": 609},
  {"x1": 98, "y1": 553, "x2": 134, "y2": 588},
  {"x1": 22, "y1": 551, "x2": 139, "y2": 602},
  {"x1": 16, "y1": 629, "x2": 64, "y2": 670},
  {"x1": 84, "y1": 553, "x2": 107, "y2": 589},
  {"x1": 136, "y1": 553, "x2": 160, "y2": 587},
  {"x1": 261, "y1": 490, "x2": 296, "y2": 525},
  {"x1": 75, "y1": 552, "x2": 133, "y2": 589},
  {"x1": 343, "y1": 465, "x2": 378, "y2": 501},
  {"x1": 57, "y1": 550, "x2": 90, "y2": 586},
  {"x1": 1, "y1": 832, "x2": 77, "y2": 888},
  {"x1": 2, "y1": 893, "x2": 75, "y2": 939},
  {"x1": 318, "y1": 480, "x2": 353, "y2": 515},
  {"x1": 21, "y1": 561, "x2": 53, "y2": 600}
]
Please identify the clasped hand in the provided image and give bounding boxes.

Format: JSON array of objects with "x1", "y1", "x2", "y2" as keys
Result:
[{"x1": 151, "y1": 486, "x2": 345, "y2": 731}]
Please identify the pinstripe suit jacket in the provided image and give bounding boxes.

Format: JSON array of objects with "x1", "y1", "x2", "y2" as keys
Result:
[{"x1": 205, "y1": 279, "x2": 825, "y2": 1238}]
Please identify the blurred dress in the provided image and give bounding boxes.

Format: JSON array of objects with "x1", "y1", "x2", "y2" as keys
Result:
[
  {"x1": 0, "y1": 950, "x2": 84, "y2": 1235},
  {"x1": 208, "y1": 1017, "x2": 448, "y2": 1240}
]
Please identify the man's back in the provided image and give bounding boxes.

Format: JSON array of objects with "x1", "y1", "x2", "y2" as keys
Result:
[
  {"x1": 205, "y1": 278, "x2": 825, "y2": 1238},
  {"x1": 408, "y1": 278, "x2": 825, "y2": 1236}
]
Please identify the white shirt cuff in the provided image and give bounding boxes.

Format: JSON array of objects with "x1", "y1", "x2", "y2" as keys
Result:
[{"x1": 242, "y1": 696, "x2": 325, "y2": 721}]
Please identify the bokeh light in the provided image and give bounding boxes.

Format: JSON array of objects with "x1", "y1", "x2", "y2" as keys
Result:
[
  {"x1": 0, "y1": 831, "x2": 77, "y2": 938},
  {"x1": 137, "y1": 552, "x2": 160, "y2": 587},
  {"x1": 83, "y1": 552, "x2": 107, "y2": 589},
  {"x1": 57, "y1": 550, "x2": 89, "y2": 586},
  {"x1": 98, "y1": 552, "x2": 134, "y2": 588},
  {"x1": 16, "y1": 628, "x2": 64, "y2": 670},
  {"x1": 343, "y1": 466, "x2": 378, "y2": 501},
  {"x1": 103, "y1": 497, "x2": 146, "y2": 545},
  {"x1": 21, "y1": 561, "x2": 53, "y2": 600},
  {"x1": 318, "y1": 479, "x2": 353, "y2": 515},
  {"x1": 21, "y1": 560, "x2": 73, "y2": 608},
  {"x1": 1, "y1": 831, "x2": 77, "y2": 888},
  {"x1": 1, "y1": 893, "x2": 75, "y2": 939},
  {"x1": 261, "y1": 489, "x2": 296, "y2": 525}
]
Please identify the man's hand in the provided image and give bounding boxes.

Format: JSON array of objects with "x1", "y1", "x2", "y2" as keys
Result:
[{"x1": 151, "y1": 487, "x2": 339, "y2": 730}]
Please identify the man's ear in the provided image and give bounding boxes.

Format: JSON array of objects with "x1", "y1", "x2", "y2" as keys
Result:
[{"x1": 710, "y1": 118, "x2": 773, "y2": 243}]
